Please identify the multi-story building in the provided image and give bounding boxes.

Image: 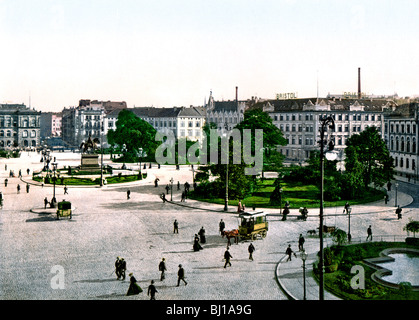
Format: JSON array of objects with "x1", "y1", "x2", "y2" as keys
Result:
[
  {"x1": 256, "y1": 97, "x2": 396, "y2": 164},
  {"x1": 62, "y1": 100, "x2": 126, "y2": 148},
  {"x1": 205, "y1": 88, "x2": 246, "y2": 133},
  {"x1": 384, "y1": 102, "x2": 418, "y2": 181},
  {"x1": 0, "y1": 103, "x2": 41, "y2": 149}
]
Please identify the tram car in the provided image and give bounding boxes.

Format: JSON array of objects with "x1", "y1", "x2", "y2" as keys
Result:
[{"x1": 238, "y1": 210, "x2": 268, "y2": 240}]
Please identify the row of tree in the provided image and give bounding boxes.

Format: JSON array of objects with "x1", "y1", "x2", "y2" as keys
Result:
[{"x1": 106, "y1": 108, "x2": 395, "y2": 203}]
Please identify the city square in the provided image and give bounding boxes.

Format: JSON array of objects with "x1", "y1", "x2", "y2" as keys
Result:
[{"x1": 0, "y1": 151, "x2": 417, "y2": 301}]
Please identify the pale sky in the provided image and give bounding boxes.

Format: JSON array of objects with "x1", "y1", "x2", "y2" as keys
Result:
[{"x1": 1, "y1": 0, "x2": 419, "y2": 112}]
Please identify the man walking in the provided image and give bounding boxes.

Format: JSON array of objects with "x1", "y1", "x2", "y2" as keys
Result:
[
  {"x1": 298, "y1": 234, "x2": 305, "y2": 251},
  {"x1": 285, "y1": 244, "x2": 297, "y2": 262},
  {"x1": 147, "y1": 280, "x2": 158, "y2": 300},
  {"x1": 248, "y1": 243, "x2": 255, "y2": 261},
  {"x1": 177, "y1": 264, "x2": 187, "y2": 286},
  {"x1": 366, "y1": 225, "x2": 373, "y2": 241},
  {"x1": 224, "y1": 248, "x2": 233, "y2": 268},
  {"x1": 173, "y1": 219, "x2": 179, "y2": 234},
  {"x1": 127, "y1": 189, "x2": 131, "y2": 200},
  {"x1": 219, "y1": 219, "x2": 225, "y2": 235},
  {"x1": 159, "y1": 258, "x2": 167, "y2": 281}
]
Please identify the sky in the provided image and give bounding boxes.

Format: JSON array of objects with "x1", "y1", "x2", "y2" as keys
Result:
[{"x1": 1, "y1": 0, "x2": 419, "y2": 112}]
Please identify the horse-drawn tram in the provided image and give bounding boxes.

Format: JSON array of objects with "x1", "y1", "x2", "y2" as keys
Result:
[{"x1": 238, "y1": 211, "x2": 268, "y2": 240}]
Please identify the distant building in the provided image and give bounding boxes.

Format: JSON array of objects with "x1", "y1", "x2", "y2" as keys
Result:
[
  {"x1": 383, "y1": 102, "x2": 418, "y2": 181},
  {"x1": 255, "y1": 97, "x2": 396, "y2": 164},
  {"x1": 0, "y1": 103, "x2": 41, "y2": 149},
  {"x1": 40, "y1": 112, "x2": 62, "y2": 139},
  {"x1": 62, "y1": 99, "x2": 127, "y2": 148}
]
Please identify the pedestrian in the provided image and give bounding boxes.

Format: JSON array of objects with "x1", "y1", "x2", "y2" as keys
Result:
[
  {"x1": 115, "y1": 257, "x2": 122, "y2": 280},
  {"x1": 165, "y1": 184, "x2": 170, "y2": 195},
  {"x1": 177, "y1": 264, "x2": 187, "y2": 286},
  {"x1": 237, "y1": 200, "x2": 244, "y2": 213},
  {"x1": 219, "y1": 219, "x2": 225, "y2": 236},
  {"x1": 343, "y1": 202, "x2": 350, "y2": 214},
  {"x1": 387, "y1": 181, "x2": 392, "y2": 191},
  {"x1": 44, "y1": 197, "x2": 49, "y2": 209},
  {"x1": 366, "y1": 225, "x2": 373, "y2": 241},
  {"x1": 224, "y1": 248, "x2": 233, "y2": 268},
  {"x1": 154, "y1": 178, "x2": 159, "y2": 187},
  {"x1": 17, "y1": 184, "x2": 20, "y2": 194},
  {"x1": 285, "y1": 244, "x2": 296, "y2": 262},
  {"x1": 127, "y1": 189, "x2": 131, "y2": 200},
  {"x1": 18, "y1": 169, "x2": 22, "y2": 178},
  {"x1": 0, "y1": 191, "x2": 3, "y2": 208},
  {"x1": 4, "y1": 178, "x2": 8, "y2": 187},
  {"x1": 198, "y1": 226, "x2": 206, "y2": 244},
  {"x1": 159, "y1": 258, "x2": 167, "y2": 281},
  {"x1": 298, "y1": 234, "x2": 305, "y2": 251},
  {"x1": 300, "y1": 207, "x2": 308, "y2": 220},
  {"x1": 193, "y1": 234, "x2": 203, "y2": 251},
  {"x1": 120, "y1": 258, "x2": 126, "y2": 280},
  {"x1": 396, "y1": 206, "x2": 402, "y2": 220},
  {"x1": 177, "y1": 181, "x2": 180, "y2": 190},
  {"x1": 384, "y1": 194, "x2": 389, "y2": 204},
  {"x1": 147, "y1": 280, "x2": 158, "y2": 300},
  {"x1": 173, "y1": 219, "x2": 179, "y2": 234},
  {"x1": 64, "y1": 185, "x2": 68, "y2": 195},
  {"x1": 248, "y1": 243, "x2": 255, "y2": 261},
  {"x1": 126, "y1": 273, "x2": 143, "y2": 296},
  {"x1": 181, "y1": 191, "x2": 186, "y2": 202},
  {"x1": 26, "y1": 184, "x2": 30, "y2": 193},
  {"x1": 27, "y1": 168, "x2": 30, "y2": 175}
]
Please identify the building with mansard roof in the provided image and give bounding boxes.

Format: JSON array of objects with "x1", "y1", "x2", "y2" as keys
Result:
[
  {"x1": 253, "y1": 97, "x2": 396, "y2": 165},
  {"x1": 0, "y1": 103, "x2": 41, "y2": 149}
]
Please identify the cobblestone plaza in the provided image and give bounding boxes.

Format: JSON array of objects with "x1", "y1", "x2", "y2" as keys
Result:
[{"x1": 0, "y1": 151, "x2": 417, "y2": 300}]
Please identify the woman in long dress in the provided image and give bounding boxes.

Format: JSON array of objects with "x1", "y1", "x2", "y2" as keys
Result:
[{"x1": 126, "y1": 273, "x2": 143, "y2": 296}]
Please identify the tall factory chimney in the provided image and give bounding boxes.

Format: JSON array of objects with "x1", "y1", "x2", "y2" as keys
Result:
[
  {"x1": 235, "y1": 86, "x2": 238, "y2": 103},
  {"x1": 358, "y1": 68, "x2": 361, "y2": 99}
]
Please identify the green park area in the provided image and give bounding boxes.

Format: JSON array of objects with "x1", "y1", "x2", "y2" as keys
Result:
[{"x1": 190, "y1": 178, "x2": 386, "y2": 210}]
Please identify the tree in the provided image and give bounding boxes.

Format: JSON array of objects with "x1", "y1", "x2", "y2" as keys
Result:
[
  {"x1": 345, "y1": 126, "x2": 394, "y2": 188},
  {"x1": 107, "y1": 109, "x2": 159, "y2": 162},
  {"x1": 403, "y1": 220, "x2": 419, "y2": 238}
]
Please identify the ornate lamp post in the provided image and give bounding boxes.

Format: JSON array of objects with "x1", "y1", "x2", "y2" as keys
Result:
[
  {"x1": 301, "y1": 250, "x2": 308, "y2": 300},
  {"x1": 395, "y1": 182, "x2": 399, "y2": 207},
  {"x1": 223, "y1": 122, "x2": 229, "y2": 212},
  {"x1": 170, "y1": 177, "x2": 174, "y2": 201},
  {"x1": 138, "y1": 147, "x2": 143, "y2": 176},
  {"x1": 318, "y1": 115, "x2": 337, "y2": 300},
  {"x1": 51, "y1": 161, "x2": 58, "y2": 208},
  {"x1": 347, "y1": 207, "x2": 352, "y2": 242}
]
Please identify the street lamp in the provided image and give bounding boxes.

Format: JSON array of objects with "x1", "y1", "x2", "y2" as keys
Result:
[
  {"x1": 318, "y1": 115, "x2": 336, "y2": 300},
  {"x1": 138, "y1": 147, "x2": 143, "y2": 176},
  {"x1": 395, "y1": 182, "x2": 399, "y2": 207},
  {"x1": 301, "y1": 250, "x2": 308, "y2": 300},
  {"x1": 170, "y1": 177, "x2": 174, "y2": 201},
  {"x1": 347, "y1": 207, "x2": 352, "y2": 242},
  {"x1": 51, "y1": 161, "x2": 58, "y2": 208},
  {"x1": 223, "y1": 122, "x2": 229, "y2": 212}
]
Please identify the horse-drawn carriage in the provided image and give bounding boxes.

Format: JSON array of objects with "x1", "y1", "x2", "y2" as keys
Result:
[
  {"x1": 56, "y1": 200, "x2": 72, "y2": 220},
  {"x1": 238, "y1": 211, "x2": 268, "y2": 240}
]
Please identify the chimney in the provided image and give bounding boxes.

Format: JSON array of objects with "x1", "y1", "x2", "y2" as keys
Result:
[
  {"x1": 235, "y1": 86, "x2": 238, "y2": 103},
  {"x1": 358, "y1": 68, "x2": 361, "y2": 99}
]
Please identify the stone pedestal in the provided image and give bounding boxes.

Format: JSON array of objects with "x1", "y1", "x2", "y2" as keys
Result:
[{"x1": 81, "y1": 154, "x2": 100, "y2": 171}]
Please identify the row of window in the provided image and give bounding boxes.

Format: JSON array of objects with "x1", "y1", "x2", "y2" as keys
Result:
[
  {"x1": 285, "y1": 135, "x2": 348, "y2": 146},
  {"x1": 0, "y1": 118, "x2": 38, "y2": 127},
  {"x1": 395, "y1": 157, "x2": 416, "y2": 171},
  {"x1": 273, "y1": 113, "x2": 381, "y2": 122},
  {"x1": 209, "y1": 117, "x2": 239, "y2": 124},
  {"x1": 0, "y1": 130, "x2": 37, "y2": 138},
  {"x1": 389, "y1": 137, "x2": 417, "y2": 153},
  {"x1": 179, "y1": 129, "x2": 201, "y2": 137},
  {"x1": 387, "y1": 123, "x2": 417, "y2": 134}
]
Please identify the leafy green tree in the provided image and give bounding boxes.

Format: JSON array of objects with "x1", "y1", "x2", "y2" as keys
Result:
[
  {"x1": 345, "y1": 126, "x2": 395, "y2": 188},
  {"x1": 107, "y1": 109, "x2": 159, "y2": 162}
]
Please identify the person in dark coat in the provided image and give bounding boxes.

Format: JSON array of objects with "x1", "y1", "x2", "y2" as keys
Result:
[
  {"x1": 198, "y1": 226, "x2": 206, "y2": 244},
  {"x1": 396, "y1": 206, "x2": 402, "y2": 220},
  {"x1": 154, "y1": 178, "x2": 159, "y2": 187},
  {"x1": 44, "y1": 197, "x2": 49, "y2": 209},
  {"x1": 159, "y1": 258, "x2": 167, "y2": 281},
  {"x1": 126, "y1": 273, "x2": 143, "y2": 296},
  {"x1": 193, "y1": 234, "x2": 202, "y2": 251},
  {"x1": 120, "y1": 258, "x2": 126, "y2": 280},
  {"x1": 177, "y1": 264, "x2": 187, "y2": 286},
  {"x1": 115, "y1": 257, "x2": 122, "y2": 280},
  {"x1": 127, "y1": 189, "x2": 131, "y2": 200},
  {"x1": 285, "y1": 244, "x2": 296, "y2": 262},
  {"x1": 173, "y1": 219, "x2": 179, "y2": 234},
  {"x1": 219, "y1": 219, "x2": 225, "y2": 235},
  {"x1": 224, "y1": 248, "x2": 233, "y2": 268},
  {"x1": 248, "y1": 243, "x2": 255, "y2": 261},
  {"x1": 147, "y1": 280, "x2": 158, "y2": 300},
  {"x1": 298, "y1": 234, "x2": 305, "y2": 251},
  {"x1": 366, "y1": 225, "x2": 373, "y2": 241}
]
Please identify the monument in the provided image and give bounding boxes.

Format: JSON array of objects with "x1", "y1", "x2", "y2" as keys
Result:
[{"x1": 80, "y1": 135, "x2": 101, "y2": 171}]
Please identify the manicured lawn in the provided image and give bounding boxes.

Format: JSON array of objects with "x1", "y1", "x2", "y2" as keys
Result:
[{"x1": 190, "y1": 179, "x2": 385, "y2": 209}]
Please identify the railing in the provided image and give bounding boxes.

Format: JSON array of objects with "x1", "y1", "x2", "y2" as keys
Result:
[{"x1": 324, "y1": 234, "x2": 407, "y2": 247}]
